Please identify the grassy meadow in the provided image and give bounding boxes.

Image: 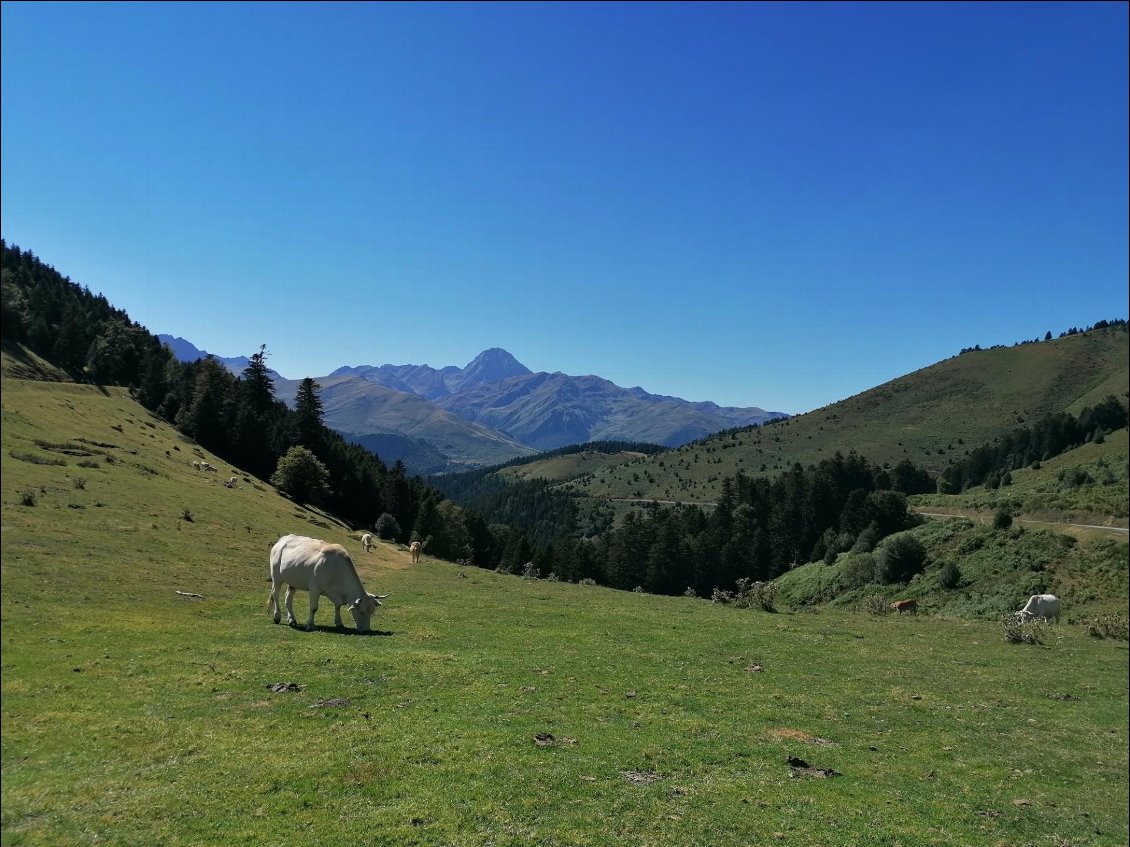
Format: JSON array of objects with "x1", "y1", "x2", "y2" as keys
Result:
[{"x1": 2, "y1": 376, "x2": 1129, "y2": 846}]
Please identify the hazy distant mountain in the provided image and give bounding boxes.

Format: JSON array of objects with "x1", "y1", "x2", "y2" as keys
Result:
[{"x1": 163, "y1": 338, "x2": 786, "y2": 472}]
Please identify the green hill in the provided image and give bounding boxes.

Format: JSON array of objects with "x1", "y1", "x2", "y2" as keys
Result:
[
  {"x1": 497, "y1": 449, "x2": 649, "y2": 483},
  {"x1": 572, "y1": 325, "x2": 1129, "y2": 504},
  {"x1": 4, "y1": 372, "x2": 1128, "y2": 846}
]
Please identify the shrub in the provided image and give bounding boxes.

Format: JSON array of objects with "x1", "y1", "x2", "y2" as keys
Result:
[
  {"x1": 840, "y1": 552, "x2": 876, "y2": 590},
  {"x1": 522, "y1": 562, "x2": 541, "y2": 580},
  {"x1": 270, "y1": 446, "x2": 330, "y2": 504},
  {"x1": 579, "y1": 578, "x2": 597, "y2": 586},
  {"x1": 1002, "y1": 614, "x2": 1048, "y2": 645},
  {"x1": 875, "y1": 533, "x2": 927, "y2": 584},
  {"x1": 72, "y1": 476, "x2": 87, "y2": 490},
  {"x1": 711, "y1": 587, "x2": 736, "y2": 604},
  {"x1": 732, "y1": 578, "x2": 777, "y2": 612},
  {"x1": 993, "y1": 506, "x2": 1013, "y2": 530},
  {"x1": 374, "y1": 513, "x2": 402, "y2": 540},
  {"x1": 851, "y1": 523, "x2": 880, "y2": 554},
  {"x1": 181, "y1": 508, "x2": 194, "y2": 522},
  {"x1": 77, "y1": 459, "x2": 100, "y2": 469},
  {"x1": 748, "y1": 581, "x2": 777, "y2": 612},
  {"x1": 937, "y1": 561, "x2": 962, "y2": 589},
  {"x1": 860, "y1": 594, "x2": 888, "y2": 615},
  {"x1": 1086, "y1": 614, "x2": 1129, "y2": 640},
  {"x1": 19, "y1": 488, "x2": 38, "y2": 506}
]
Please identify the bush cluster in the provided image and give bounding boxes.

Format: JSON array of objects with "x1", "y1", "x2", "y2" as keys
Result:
[
  {"x1": 711, "y1": 578, "x2": 777, "y2": 611},
  {"x1": 1001, "y1": 614, "x2": 1049, "y2": 644},
  {"x1": 1086, "y1": 614, "x2": 1129, "y2": 641},
  {"x1": 860, "y1": 593, "x2": 889, "y2": 615}
]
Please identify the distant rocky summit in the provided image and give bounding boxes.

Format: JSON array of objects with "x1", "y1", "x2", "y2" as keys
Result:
[{"x1": 161, "y1": 337, "x2": 787, "y2": 472}]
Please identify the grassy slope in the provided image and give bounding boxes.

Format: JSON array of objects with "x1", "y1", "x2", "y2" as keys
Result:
[
  {"x1": 2, "y1": 376, "x2": 1129, "y2": 847},
  {"x1": 496, "y1": 450, "x2": 646, "y2": 483},
  {"x1": 910, "y1": 428, "x2": 1129, "y2": 528},
  {"x1": 573, "y1": 327, "x2": 1130, "y2": 505}
]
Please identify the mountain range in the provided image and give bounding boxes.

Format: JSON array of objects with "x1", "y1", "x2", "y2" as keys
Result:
[{"x1": 157, "y1": 336, "x2": 786, "y2": 473}]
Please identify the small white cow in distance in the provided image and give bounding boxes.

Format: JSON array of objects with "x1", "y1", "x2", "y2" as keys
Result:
[
  {"x1": 268, "y1": 534, "x2": 389, "y2": 632},
  {"x1": 1017, "y1": 593, "x2": 1061, "y2": 623},
  {"x1": 201, "y1": 461, "x2": 217, "y2": 472},
  {"x1": 224, "y1": 477, "x2": 238, "y2": 488},
  {"x1": 361, "y1": 533, "x2": 373, "y2": 553},
  {"x1": 409, "y1": 541, "x2": 422, "y2": 564}
]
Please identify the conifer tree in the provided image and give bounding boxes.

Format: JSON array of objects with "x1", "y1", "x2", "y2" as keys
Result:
[
  {"x1": 241, "y1": 345, "x2": 276, "y2": 412},
  {"x1": 294, "y1": 377, "x2": 325, "y2": 449}
]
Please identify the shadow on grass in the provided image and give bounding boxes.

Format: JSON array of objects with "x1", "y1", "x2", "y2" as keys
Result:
[{"x1": 286, "y1": 621, "x2": 394, "y2": 637}]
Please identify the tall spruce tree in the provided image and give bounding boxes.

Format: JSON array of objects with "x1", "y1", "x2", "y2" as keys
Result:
[
  {"x1": 294, "y1": 377, "x2": 325, "y2": 449},
  {"x1": 241, "y1": 345, "x2": 276, "y2": 412}
]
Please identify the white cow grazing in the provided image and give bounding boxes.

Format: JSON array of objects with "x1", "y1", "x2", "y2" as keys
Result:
[
  {"x1": 224, "y1": 476, "x2": 238, "y2": 488},
  {"x1": 1018, "y1": 593, "x2": 1061, "y2": 623},
  {"x1": 192, "y1": 460, "x2": 201, "y2": 470},
  {"x1": 361, "y1": 533, "x2": 373, "y2": 553},
  {"x1": 409, "y1": 541, "x2": 422, "y2": 564},
  {"x1": 268, "y1": 534, "x2": 389, "y2": 632}
]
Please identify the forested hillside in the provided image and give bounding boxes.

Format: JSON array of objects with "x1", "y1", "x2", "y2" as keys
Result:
[{"x1": 573, "y1": 322, "x2": 1129, "y2": 504}]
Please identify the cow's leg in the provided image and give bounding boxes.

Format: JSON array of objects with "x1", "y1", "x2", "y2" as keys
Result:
[
  {"x1": 306, "y1": 587, "x2": 320, "y2": 631},
  {"x1": 284, "y1": 586, "x2": 298, "y2": 626},
  {"x1": 333, "y1": 603, "x2": 344, "y2": 629},
  {"x1": 269, "y1": 581, "x2": 281, "y2": 624}
]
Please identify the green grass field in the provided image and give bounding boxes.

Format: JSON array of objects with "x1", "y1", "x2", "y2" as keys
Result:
[{"x1": 3, "y1": 377, "x2": 1128, "y2": 846}]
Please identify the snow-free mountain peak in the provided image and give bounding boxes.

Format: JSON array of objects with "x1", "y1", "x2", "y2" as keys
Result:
[{"x1": 454, "y1": 348, "x2": 532, "y2": 390}]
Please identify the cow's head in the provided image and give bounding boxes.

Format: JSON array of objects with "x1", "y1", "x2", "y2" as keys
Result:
[{"x1": 347, "y1": 593, "x2": 390, "y2": 632}]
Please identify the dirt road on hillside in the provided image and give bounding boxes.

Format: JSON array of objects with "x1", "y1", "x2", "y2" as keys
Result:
[
  {"x1": 914, "y1": 510, "x2": 1128, "y2": 535},
  {"x1": 608, "y1": 500, "x2": 1128, "y2": 536}
]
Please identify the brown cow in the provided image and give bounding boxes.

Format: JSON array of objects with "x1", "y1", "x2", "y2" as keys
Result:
[{"x1": 891, "y1": 599, "x2": 918, "y2": 616}]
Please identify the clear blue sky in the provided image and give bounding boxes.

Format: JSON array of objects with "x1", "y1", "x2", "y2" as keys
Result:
[{"x1": 3, "y1": 2, "x2": 1127, "y2": 414}]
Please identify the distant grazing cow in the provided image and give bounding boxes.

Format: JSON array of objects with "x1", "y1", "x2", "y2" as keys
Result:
[
  {"x1": 891, "y1": 599, "x2": 918, "y2": 616},
  {"x1": 409, "y1": 541, "x2": 422, "y2": 564},
  {"x1": 268, "y1": 534, "x2": 389, "y2": 632},
  {"x1": 201, "y1": 462, "x2": 217, "y2": 472},
  {"x1": 224, "y1": 476, "x2": 237, "y2": 488},
  {"x1": 1017, "y1": 593, "x2": 1060, "y2": 623},
  {"x1": 361, "y1": 533, "x2": 373, "y2": 553},
  {"x1": 191, "y1": 460, "x2": 201, "y2": 470}
]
